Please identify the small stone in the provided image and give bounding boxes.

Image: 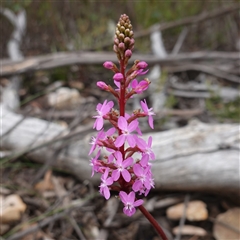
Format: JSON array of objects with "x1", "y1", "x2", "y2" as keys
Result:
[{"x1": 166, "y1": 200, "x2": 208, "y2": 221}]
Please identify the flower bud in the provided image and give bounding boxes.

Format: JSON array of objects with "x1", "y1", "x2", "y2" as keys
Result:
[
  {"x1": 125, "y1": 49, "x2": 132, "y2": 58},
  {"x1": 103, "y1": 61, "x2": 114, "y2": 69},
  {"x1": 137, "y1": 61, "x2": 148, "y2": 69},
  {"x1": 97, "y1": 81, "x2": 108, "y2": 90},
  {"x1": 113, "y1": 73, "x2": 124, "y2": 82},
  {"x1": 118, "y1": 42, "x2": 125, "y2": 51}
]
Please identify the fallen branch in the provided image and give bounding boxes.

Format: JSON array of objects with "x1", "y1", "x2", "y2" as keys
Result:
[
  {"x1": 1, "y1": 105, "x2": 239, "y2": 196},
  {"x1": 167, "y1": 77, "x2": 239, "y2": 101},
  {"x1": 1, "y1": 51, "x2": 239, "y2": 77},
  {"x1": 165, "y1": 63, "x2": 240, "y2": 83}
]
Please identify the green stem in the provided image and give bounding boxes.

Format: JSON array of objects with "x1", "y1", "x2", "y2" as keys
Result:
[{"x1": 138, "y1": 205, "x2": 168, "y2": 240}]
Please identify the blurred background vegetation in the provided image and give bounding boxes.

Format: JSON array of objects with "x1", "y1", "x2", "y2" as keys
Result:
[
  {"x1": 1, "y1": 0, "x2": 239, "y2": 57},
  {"x1": 1, "y1": 0, "x2": 239, "y2": 121}
]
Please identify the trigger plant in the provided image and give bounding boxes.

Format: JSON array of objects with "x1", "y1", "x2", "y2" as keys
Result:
[{"x1": 89, "y1": 14, "x2": 168, "y2": 239}]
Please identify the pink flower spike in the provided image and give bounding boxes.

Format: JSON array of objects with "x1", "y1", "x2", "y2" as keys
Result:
[
  {"x1": 119, "y1": 191, "x2": 144, "y2": 217},
  {"x1": 99, "y1": 168, "x2": 113, "y2": 200},
  {"x1": 103, "y1": 61, "x2": 114, "y2": 69},
  {"x1": 140, "y1": 99, "x2": 155, "y2": 129},
  {"x1": 112, "y1": 151, "x2": 133, "y2": 182},
  {"x1": 113, "y1": 73, "x2": 124, "y2": 82},
  {"x1": 115, "y1": 116, "x2": 138, "y2": 148},
  {"x1": 93, "y1": 100, "x2": 114, "y2": 130}
]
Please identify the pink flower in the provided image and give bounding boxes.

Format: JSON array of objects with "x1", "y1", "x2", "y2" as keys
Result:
[
  {"x1": 112, "y1": 151, "x2": 133, "y2": 182},
  {"x1": 140, "y1": 99, "x2": 155, "y2": 129},
  {"x1": 115, "y1": 116, "x2": 138, "y2": 148},
  {"x1": 119, "y1": 191, "x2": 144, "y2": 216},
  {"x1": 137, "y1": 136, "x2": 155, "y2": 161},
  {"x1": 99, "y1": 168, "x2": 113, "y2": 199},
  {"x1": 132, "y1": 164, "x2": 151, "y2": 191},
  {"x1": 93, "y1": 100, "x2": 114, "y2": 130},
  {"x1": 131, "y1": 79, "x2": 149, "y2": 94},
  {"x1": 113, "y1": 73, "x2": 124, "y2": 82},
  {"x1": 89, "y1": 128, "x2": 116, "y2": 155},
  {"x1": 125, "y1": 113, "x2": 142, "y2": 136},
  {"x1": 90, "y1": 150, "x2": 101, "y2": 177}
]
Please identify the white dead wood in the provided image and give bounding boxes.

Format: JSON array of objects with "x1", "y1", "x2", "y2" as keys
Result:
[
  {"x1": 168, "y1": 76, "x2": 239, "y2": 101},
  {"x1": 147, "y1": 26, "x2": 167, "y2": 111},
  {"x1": 1, "y1": 51, "x2": 239, "y2": 77},
  {"x1": 1, "y1": 105, "x2": 239, "y2": 196},
  {"x1": 0, "y1": 8, "x2": 26, "y2": 110}
]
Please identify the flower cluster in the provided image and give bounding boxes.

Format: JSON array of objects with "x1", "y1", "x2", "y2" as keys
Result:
[{"x1": 89, "y1": 14, "x2": 155, "y2": 217}]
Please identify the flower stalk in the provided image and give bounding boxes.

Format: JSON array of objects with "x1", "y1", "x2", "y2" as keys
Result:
[{"x1": 89, "y1": 14, "x2": 168, "y2": 239}]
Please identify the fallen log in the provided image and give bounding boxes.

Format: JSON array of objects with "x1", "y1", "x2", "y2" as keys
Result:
[
  {"x1": 1, "y1": 51, "x2": 239, "y2": 77},
  {"x1": 1, "y1": 105, "x2": 239, "y2": 196}
]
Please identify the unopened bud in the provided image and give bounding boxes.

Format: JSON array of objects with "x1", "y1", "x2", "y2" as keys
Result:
[
  {"x1": 137, "y1": 61, "x2": 148, "y2": 69},
  {"x1": 97, "y1": 81, "x2": 108, "y2": 90},
  {"x1": 125, "y1": 49, "x2": 132, "y2": 58},
  {"x1": 113, "y1": 73, "x2": 124, "y2": 82},
  {"x1": 103, "y1": 61, "x2": 114, "y2": 69}
]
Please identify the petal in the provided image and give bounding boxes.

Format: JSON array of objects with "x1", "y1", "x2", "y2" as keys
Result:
[
  {"x1": 106, "y1": 177, "x2": 113, "y2": 185},
  {"x1": 118, "y1": 116, "x2": 128, "y2": 131},
  {"x1": 136, "y1": 137, "x2": 147, "y2": 150},
  {"x1": 128, "y1": 191, "x2": 136, "y2": 203},
  {"x1": 103, "y1": 168, "x2": 109, "y2": 179},
  {"x1": 140, "y1": 155, "x2": 149, "y2": 167},
  {"x1": 88, "y1": 144, "x2": 95, "y2": 155},
  {"x1": 108, "y1": 154, "x2": 114, "y2": 163},
  {"x1": 96, "y1": 118, "x2": 104, "y2": 131},
  {"x1": 128, "y1": 120, "x2": 138, "y2": 132},
  {"x1": 119, "y1": 191, "x2": 128, "y2": 204},
  {"x1": 107, "y1": 101, "x2": 114, "y2": 109},
  {"x1": 148, "y1": 116, "x2": 154, "y2": 129},
  {"x1": 115, "y1": 135, "x2": 126, "y2": 147},
  {"x1": 122, "y1": 169, "x2": 131, "y2": 182},
  {"x1": 127, "y1": 135, "x2": 136, "y2": 148},
  {"x1": 103, "y1": 187, "x2": 110, "y2": 200},
  {"x1": 132, "y1": 180, "x2": 142, "y2": 192},
  {"x1": 131, "y1": 79, "x2": 138, "y2": 88},
  {"x1": 144, "y1": 180, "x2": 151, "y2": 190},
  {"x1": 123, "y1": 207, "x2": 136, "y2": 217},
  {"x1": 133, "y1": 164, "x2": 142, "y2": 176},
  {"x1": 122, "y1": 157, "x2": 133, "y2": 168},
  {"x1": 140, "y1": 100, "x2": 148, "y2": 112},
  {"x1": 106, "y1": 127, "x2": 115, "y2": 136},
  {"x1": 114, "y1": 151, "x2": 122, "y2": 164},
  {"x1": 112, "y1": 169, "x2": 120, "y2": 181},
  {"x1": 134, "y1": 199, "x2": 144, "y2": 207},
  {"x1": 96, "y1": 103, "x2": 102, "y2": 111}
]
